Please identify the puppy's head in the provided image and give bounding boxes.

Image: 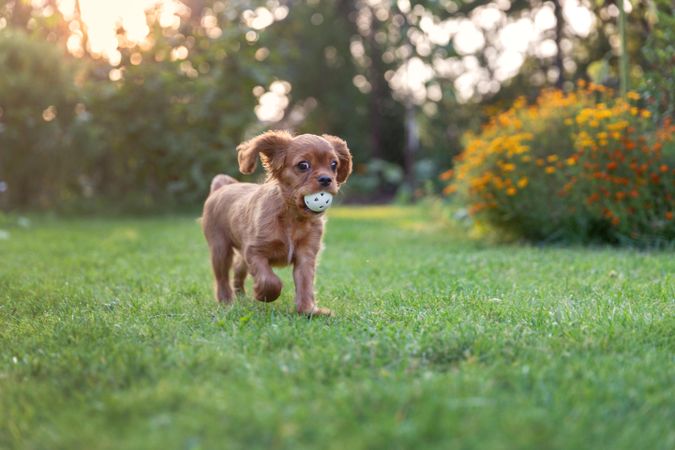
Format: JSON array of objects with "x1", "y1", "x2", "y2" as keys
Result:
[{"x1": 237, "y1": 130, "x2": 352, "y2": 216}]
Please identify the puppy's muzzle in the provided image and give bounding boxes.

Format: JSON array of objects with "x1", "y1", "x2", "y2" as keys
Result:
[{"x1": 318, "y1": 176, "x2": 332, "y2": 187}]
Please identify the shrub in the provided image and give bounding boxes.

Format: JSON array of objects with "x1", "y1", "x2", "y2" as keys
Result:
[
  {"x1": 84, "y1": 58, "x2": 253, "y2": 209},
  {"x1": 0, "y1": 29, "x2": 261, "y2": 211},
  {"x1": 0, "y1": 31, "x2": 82, "y2": 209},
  {"x1": 443, "y1": 84, "x2": 675, "y2": 245},
  {"x1": 641, "y1": 0, "x2": 675, "y2": 120}
]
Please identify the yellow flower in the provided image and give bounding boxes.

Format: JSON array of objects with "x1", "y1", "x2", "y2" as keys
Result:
[
  {"x1": 545, "y1": 166, "x2": 556, "y2": 174},
  {"x1": 564, "y1": 118, "x2": 574, "y2": 126},
  {"x1": 502, "y1": 163, "x2": 515, "y2": 172},
  {"x1": 517, "y1": 177, "x2": 529, "y2": 188},
  {"x1": 641, "y1": 110, "x2": 652, "y2": 118},
  {"x1": 630, "y1": 107, "x2": 638, "y2": 116},
  {"x1": 597, "y1": 132, "x2": 608, "y2": 140},
  {"x1": 607, "y1": 120, "x2": 629, "y2": 131},
  {"x1": 506, "y1": 187, "x2": 517, "y2": 196},
  {"x1": 547, "y1": 155, "x2": 559, "y2": 162},
  {"x1": 589, "y1": 120, "x2": 600, "y2": 127},
  {"x1": 627, "y1": 91, "x2": 640, "y2": 101},
  {"x1": 566, "y1": 157, "x2": 576, "y2": 166}
]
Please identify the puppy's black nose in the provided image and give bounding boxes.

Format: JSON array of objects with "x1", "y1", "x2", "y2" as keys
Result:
[{"x1": 318, "y1": 176, "x2": 332, "y2": 187}]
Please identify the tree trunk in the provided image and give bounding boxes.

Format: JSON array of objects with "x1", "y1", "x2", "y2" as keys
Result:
[
  {"x1": 553, "y1": 0, "x2": 565, "y2": 88},
  {"x1": 365, "y1": 21, "x2": 385, "y2": 161},
  {"x1": 403, "y1": 101, "x2": 418, "y2": 195},
  {"x1": 10, "y1": 0, "x2": 32, "y2": 28}
]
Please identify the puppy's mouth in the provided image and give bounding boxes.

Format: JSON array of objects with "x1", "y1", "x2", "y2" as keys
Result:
[
  {"x1": 299, "y1": 199, "x2": 325, "y2": 215},
  {"x1": 306, "y1": 207, "x2": 324, "y2": 215}
]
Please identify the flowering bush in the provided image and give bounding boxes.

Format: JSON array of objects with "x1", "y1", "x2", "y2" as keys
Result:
[{"x1": 443, "y1": 83, "x2": 675, "y2": 245}]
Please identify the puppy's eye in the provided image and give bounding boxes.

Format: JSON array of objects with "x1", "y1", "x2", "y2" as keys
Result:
[
  {"x1": 330, "y1": 161, "x2": 338, "y2": 172},
  {"x1": 297, "y1": 161, "x2": 311, "y2": 172}
]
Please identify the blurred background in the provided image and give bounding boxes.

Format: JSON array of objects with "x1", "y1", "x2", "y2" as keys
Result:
[{"x1": 0, "y1": 0, "x2": 672, "y2": 243}]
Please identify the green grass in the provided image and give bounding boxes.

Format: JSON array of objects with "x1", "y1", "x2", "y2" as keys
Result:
[{"x1": 1, "y1": 206, "x2": 673, "y2": 450}]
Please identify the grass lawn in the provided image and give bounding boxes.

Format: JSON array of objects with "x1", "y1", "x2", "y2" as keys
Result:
[{"x1": 1, "y1": 206, "x2": 673, "y2": 450}]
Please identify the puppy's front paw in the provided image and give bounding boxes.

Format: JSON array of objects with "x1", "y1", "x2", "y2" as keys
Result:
[
  {"x1": 254, "y1": 275, "x2": 282, "y2": 302},
  {"x1": 297, "y1": 306, "x2": 333, "y2": 317}
]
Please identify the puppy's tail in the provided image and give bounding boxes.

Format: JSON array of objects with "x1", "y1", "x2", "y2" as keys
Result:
[{"x1": 210, "y1": 174, "x2": 238, "y2": 194}]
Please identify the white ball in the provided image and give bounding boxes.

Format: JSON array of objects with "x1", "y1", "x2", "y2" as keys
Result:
[{"x1": 304, "y1": 191, "x2": 333, "y2": 212}]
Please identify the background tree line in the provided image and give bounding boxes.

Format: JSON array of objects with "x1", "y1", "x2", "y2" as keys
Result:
[{"x1": 0, "y1": 0, "x2": 671, "y2": 211}]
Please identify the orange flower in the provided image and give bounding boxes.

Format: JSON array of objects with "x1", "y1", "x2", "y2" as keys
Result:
[
  {"x1": 586, "y1": 193, "x2": 600, "y2": 204},
  {"x1": 615, "y1": 191, "x2": 626, "y2": 201},
  {"x1": 606, "y1": 162, "x2": 618, "y2": 171},
  {"x1": 506, "y1": 187, "x2": 517, "y2": 196},
  {"x1": 666, "y1": 212, "x2": 673, "y2": 221},
  {"x1": 545, "y1": 166, "x2": 556, "y2": 174},
  {"x1": 566, "y1": 157, "x2": 576, "y2": 166},
  {"x1": 468, "y1": 203, "x2": 486, "y2": 215},
  {"x1": 517, "y1": 177, "x2": 529, "y2": 188},
  {"x1": 660, "y1": 164, "x2": 669, "y2": 173},
  {"x1": 443, "y1": 184, "x2": 457, "y2": 195},
  {"x1": 439, "y1": 169, "x2": 454, "y2": 181}
]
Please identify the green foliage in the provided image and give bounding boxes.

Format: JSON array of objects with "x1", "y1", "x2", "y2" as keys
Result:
[
  {"x1": 85, "y1": 34, "x2": 260, "y2": 208},
  {"x1": 2, "y1": 0, "x2": 674, "y2": 211},
  {"x1": 0, "y1": 21, "x2": 265, "y2": 211},
  {"x1": 0, "y1": 30, "x2": 81, "y2": 209},
  {"x1": 641, "y1": 0, "x2": 675, "y2": 119},
  {"x1": 1, "y1": 207, "x2": 674, "y2": 448}
]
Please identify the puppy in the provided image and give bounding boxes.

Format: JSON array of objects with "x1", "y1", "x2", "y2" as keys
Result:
[{"x1": 202, "y1": 130, "x2": 352, "y2": 316}]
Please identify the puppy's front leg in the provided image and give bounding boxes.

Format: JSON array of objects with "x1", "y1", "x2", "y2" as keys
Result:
[
  {"x1": 293, "y1": 252, "x2": 332, "y2": 316},
  {"x1": 246, "y1": 253, "x2": 282, "y2": 302}
]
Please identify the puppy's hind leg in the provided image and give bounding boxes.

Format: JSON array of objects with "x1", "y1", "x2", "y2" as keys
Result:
[
  {"x1": 210, "y1": 239, "x2": 234, "y2": 304},
  {"x1": 233, "y1": 251, "x2": 248, "y2": 296}
]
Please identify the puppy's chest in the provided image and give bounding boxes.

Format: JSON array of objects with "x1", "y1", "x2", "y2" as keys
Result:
[{"x1": 265, "y1": 223, "x2": 321, "y2": 266}]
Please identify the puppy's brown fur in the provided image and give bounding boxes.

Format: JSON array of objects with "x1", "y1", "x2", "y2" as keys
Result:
[{"x1": 202, "y1": 130, "x2": 352, "y2": 316}]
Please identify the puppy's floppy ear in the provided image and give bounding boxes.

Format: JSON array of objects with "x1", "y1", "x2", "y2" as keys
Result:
[
  {"x1": 237, "y1": 130, "x2": 293, "y2": 176},
  {"x1": 322, "y1": 134, "x2": 353, "y2": 184}
]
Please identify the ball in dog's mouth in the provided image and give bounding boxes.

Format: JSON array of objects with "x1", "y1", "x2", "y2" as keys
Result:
[{"x1": 304, "y1": 191, "x2": 333, "y2": 213}]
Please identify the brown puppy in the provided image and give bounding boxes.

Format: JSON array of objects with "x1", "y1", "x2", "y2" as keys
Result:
[{"x1": 202, "y1": 130, "x2": 352, "y2": 316}]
